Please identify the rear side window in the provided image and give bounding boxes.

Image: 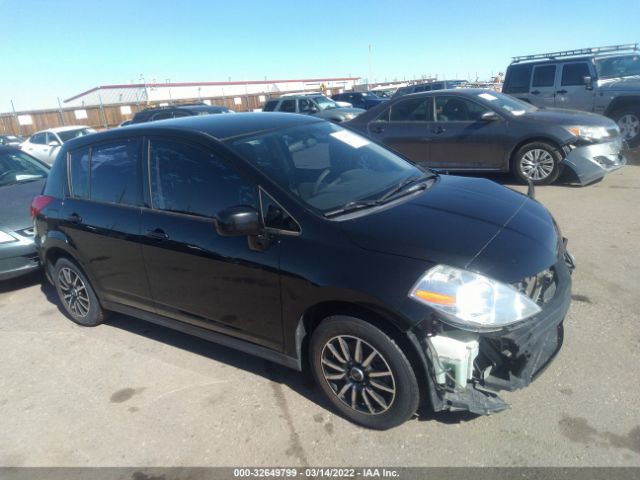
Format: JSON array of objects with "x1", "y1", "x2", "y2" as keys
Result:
[
  {"x1": 389, "y1": 97, "x2": 434, "y2": 122},
  {"x1": 532, "y1": 65, "x2": 556, "y2": 87},
  {"x1": 562, "y1": 62, "x2": 591, "y2": 86},
  {"x1": 504, "y1": 64, "x2": 533, "y2": 93},
  {"x1": 90, "y1": 140, "x2": 142, "y2": 205},
  {"x1": 149, "y1": 139, "x2": 257, "y2": 218},
  {"x1": 263, "y1": 100, "x2": 278, "y2": 111},
  {"x1": 280, "y1": 99, "x2": 296, "y2": 113},
  {"x1": 69, "y1": 148, "x2": 90, "y2": 199}
]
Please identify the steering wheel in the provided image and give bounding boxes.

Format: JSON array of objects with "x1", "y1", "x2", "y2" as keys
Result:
[{"x1": 312, "y1": 168, "x2": 332, "y2": 195}]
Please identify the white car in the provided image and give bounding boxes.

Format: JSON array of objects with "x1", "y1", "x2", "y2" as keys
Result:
[{"x1": 20, "y1": 126, "x2": 96, "y2": 164}]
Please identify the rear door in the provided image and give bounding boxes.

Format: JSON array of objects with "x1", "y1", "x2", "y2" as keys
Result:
[
  {"x1": 555, "y1": 62, "x2": 596, "y2": 111},
  {"x1": 503, "y1": 64, "x2": 534, "y2": 104},
  {"x1": 366, "y1": 96, "x2": 433, "y2": 163},
  {"x1": 140, "y1": 137, "x2": 283, "y2": 350},
  {"x1": 530, "y1": 64, "x2": 558, "y2": 108},
  {"x1": 428, "y1": 94, "x2": 506, "y2": 169},
  {"x1": 62, "y1": 138, "x2": 152, "y2": 311}
]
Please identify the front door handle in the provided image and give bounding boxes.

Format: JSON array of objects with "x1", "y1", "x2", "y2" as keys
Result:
[
  {"x1": 372, "y1": 125, "x2": 385, "y2": 134},
  {"x1": 556, "y1": 89, "x2": 568, "y2": 94},
  {"x1": 145, "y1": 228, "x2": 169, "y2": 241},
  {"x1": 530, "y1": 90, "x2": 541, "y2": 95},
  {"x1": 431, "y1": 126, "x2": 446, "y2": 134},
  {"x1": 67, "y1": 213, "x2": 82, "y2": 224}
]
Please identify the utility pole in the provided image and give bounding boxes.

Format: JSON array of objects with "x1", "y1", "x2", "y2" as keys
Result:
[
  {"x1": 57, "y1": 97, "x2": 66, "y2": 126},
  {"x1": 10, "y1": 100, "x2": 22, "y2": 136}
]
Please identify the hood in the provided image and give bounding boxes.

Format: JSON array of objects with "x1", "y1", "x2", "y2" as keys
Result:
[
  {"x1": 340, "y1": 175, "x2": 558, "y2": 283},
  {"x1": 520, "y1": 108, "x2": 617, "y2": 127},
  {"x1": 597, "y1": 76, "x2": 640, "y2": 92},
  {"x1": 0, "y1": 179, "x2": 45, "y2": 232}
]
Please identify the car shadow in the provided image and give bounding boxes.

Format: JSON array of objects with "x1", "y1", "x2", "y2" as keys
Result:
[
  {"x1": 0, "y1": 270, "x2": 44, "y2": 295},
  {"x1": 446, "y1": 168, "x2": 589, "y2": 189},
  {"x1": 37, "y1": 282, "x2": 484, "y2": 427}
]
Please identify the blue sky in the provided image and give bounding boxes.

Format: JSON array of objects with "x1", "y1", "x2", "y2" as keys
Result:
[{"x1": 1, "y1": 0, "x2": 637, "y2": 112}]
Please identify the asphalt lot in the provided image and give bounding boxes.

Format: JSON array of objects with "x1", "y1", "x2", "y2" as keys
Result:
[{"x1": 1, "y1": 152, "x2": 639, "y2": 467}]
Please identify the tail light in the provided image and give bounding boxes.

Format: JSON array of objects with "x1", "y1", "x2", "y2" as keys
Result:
[{"x1": 31, "y1": 195, "x2": 54, "y2": 218}]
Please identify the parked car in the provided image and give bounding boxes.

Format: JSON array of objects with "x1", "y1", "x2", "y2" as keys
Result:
[
  {"x1": 0, "y1": 134, "x2": 24, "y2": 146},
  {"x1": 280, "y1": 92, "x2": 353, "y2": 108},
  {"x1": 346, "y1": 89, "x2": 626, "y2": 185},
  {"x1": 332, "y1": 91, "x2": 386, "y2": 110},
  {"x1": 33, "y1": 113, "x2": 574, "y2": 429},
  {"x1": 0, "y1": 147, "x2": 49, "y2": 280},
  {"x1": 392, "y1": 80, "x2": 468, "y2": 98},
  {"x1": 503, "y1": 43, "x2": 640, "y2": 147},
  {"x1": 129, "y1": 103, "x2": 234, "y2": 124},
  {"x1": 262, "y1": 95, "x2": 364, "y2": 122},
  {"x1": 20, "y1": 126, "x2": 96, "y2": 164}
]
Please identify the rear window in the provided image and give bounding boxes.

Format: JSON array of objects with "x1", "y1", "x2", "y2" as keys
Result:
[
  {"x1": 263, "y1": 100, "x2": 278, "y2": 111},
  {"x1": 504, "y1": 64, "x2": 533, "y2": 93}
]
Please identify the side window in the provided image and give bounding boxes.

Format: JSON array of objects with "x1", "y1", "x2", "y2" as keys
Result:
[
  {"x1": 46, "y1": 132, "x2": 60, "y2": 145},
  {"x1": 504, "y1": 64, "x2": 533, "y2": 93},
  {"x1": 172, "y1": 110, "x2": 191, "y2": 118},
  {"x1": 260, "y1": 189, "x2": 300, "y2": 234},
  {"x1": 90, "y1": 139, "x2": 142, "y2": 205},
  {"x1": 263, "y1": 100, "x2": 278, "y2": 112},
  {"x1": 149, "y1": 139, "x2": 257, "y2": 218},
  {"x1": 151, "y1": 111, "x2": 173, "y2": 121},
  {"x1": 532, "y1": 65, "x2": 556, "y2": 87},
  {"x1": 30, "y1": 133, "x2": 46, "y2": 145},
  {"x1": 69, "y1": 148, "x2": 90, "y2": 199},
  {"x1": 299, "y1": 98, "x2": 317, "y2": 113},
  {"x1": 562, "y1": 62, "x2": 591, "y2": 86},
  {"x1": 435, "y1": 96, "x2": 490, "y2": 122},
  {"x1": 280, "y1": 99, "x2": 296, "y2": 113},
  {"x1": 389, "y1": 97, "x2": 434, "y2": 122}
]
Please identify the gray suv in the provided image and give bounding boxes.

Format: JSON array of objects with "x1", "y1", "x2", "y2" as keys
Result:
[
  {"x1": 262, "y1": 94, "x2": 365, "y2": 122},
  {"x1": 503, "y1": 44, "x2": 640, "y2": 146}
]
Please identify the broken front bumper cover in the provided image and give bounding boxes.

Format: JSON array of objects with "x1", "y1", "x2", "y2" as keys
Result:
[
  {"x1": 418, "y1": 251, "x2": 573, "y2": 415},
  {"x1": 563, "y1": 138, "x2": 627, "y2": 185}
]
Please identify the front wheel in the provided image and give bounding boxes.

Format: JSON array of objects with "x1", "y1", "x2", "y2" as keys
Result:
[
  {"x1": 612, "y1": 107, "x2": 640, "y2": 148},
  {"x1": 310, "y1": 316, "x2": 420, "y2": 430},
  {"x1": 512, "y1": 142, "x2": 563, "y2": 185}
]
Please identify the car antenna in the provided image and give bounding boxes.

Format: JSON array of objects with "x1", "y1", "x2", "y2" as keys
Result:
[{"x1": 527, "y1": 179, "x2": 535, "y2": 199}]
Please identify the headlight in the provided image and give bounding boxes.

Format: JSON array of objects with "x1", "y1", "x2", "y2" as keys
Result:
[
  {"x1": 343, "y1": 113, "x2": 356, "y2": 120},
  {"x1": 0, "y1": 230, "x2": 17, "y2": 244},
  {"x1": 409, "y1": 265, "x2": 541, "y2": 331},
  {"x1": 565, "y1": 125, "x2": 610, "y2": 141}
]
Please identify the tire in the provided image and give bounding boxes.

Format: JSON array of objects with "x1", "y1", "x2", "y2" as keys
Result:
[
  {"x1": 611, "y1": 107, "x2": 640, "y2": 148},
  {"x1": 53, "y1": 257, "x2": 106, "y2": 327},
  {"x1": 309, "y1": 316, "x2": 419, "y2": 430},
  {"x1": 512, "y1": 141, "x2": 563, "y2": 185}
]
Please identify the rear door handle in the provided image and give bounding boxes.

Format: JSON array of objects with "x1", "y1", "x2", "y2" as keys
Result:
[
  {"x1": 66, "y1": 213, "x2": 82, "y2": 224},
  {"x1": 431, "y1": 126, "x2": 446, "y2": 134},
  {"x1": 145, "y1": 228, "x2": 169, "y2": 241},
  {"x1": 530, "y1": 90, "x2": 540, "y2": 95},
  {"x1": 556, "y1": 89, "x2": 568, "y2": 94}
]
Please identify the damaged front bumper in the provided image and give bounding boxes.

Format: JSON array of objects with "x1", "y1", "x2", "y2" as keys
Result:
[
  {"x1": 415, "y1": 245, "x2": 574, "y2": 415},
  {"x1": 562, "y1": 138, "x2": 627, "y2": 185}
]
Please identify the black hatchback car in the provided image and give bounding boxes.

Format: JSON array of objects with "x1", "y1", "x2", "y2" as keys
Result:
[
  {"x1": 346, "y1": 89, "x2": 626, "y2": 185},
  {"x1": 33, "y1": 113, "x2": 574, "y2": 429}
]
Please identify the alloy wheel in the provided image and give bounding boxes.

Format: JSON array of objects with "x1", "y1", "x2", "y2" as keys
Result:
[
  {"x1": 520, "y1": 149, "x2": 555, "y2": 181},
  {"x1": 58, "y1": 267, "x2": 90, "y2": 317},
  {"x1": 617, "y1": 113, "x2": 640, "y2": 141},
  {"x1": 320, "y1": 335, "x2": 396, "y2": 415}
]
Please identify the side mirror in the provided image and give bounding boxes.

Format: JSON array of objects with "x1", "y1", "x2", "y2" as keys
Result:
[
  {"x1": 48, "y1": 140, "x2": 60, "y2": 147},
  {"x1": 215, "y1": 205, "x2": 262, "y2": 237},
  {"x1": 480, "y1": 111, "x2": 500, "y2": 122},
  {"x1": 583, "y1": 75, "x2": 593, "y2": 90}
]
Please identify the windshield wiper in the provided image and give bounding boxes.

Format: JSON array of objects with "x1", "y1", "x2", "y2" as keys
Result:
[
  {"x1": 324, "y1": 200, "x2": 380, "y2": 218},
  {"x1": 376, "y1": 174, "x2": 434, "y2": 204}
]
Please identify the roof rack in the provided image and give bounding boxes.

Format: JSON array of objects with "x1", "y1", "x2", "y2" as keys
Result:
[{"x1": 511, "y1": 43, "x2": 638, "y2": 63}]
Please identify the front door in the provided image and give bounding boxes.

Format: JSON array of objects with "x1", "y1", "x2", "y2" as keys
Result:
[
  {"x1": 367, "y1": 96, "x2": 433, "y2": 164},
  {"x1": 140, "y1": 137, "x2": 283, "y2": 350},
  {"x1": 428, "y1": 95, "x2": 506, "y2": 170},
  {"x1": 555, "y1": 62, "x2": 596, "y2": 111}
]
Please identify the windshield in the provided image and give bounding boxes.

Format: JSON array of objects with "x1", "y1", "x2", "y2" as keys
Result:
[
  {"x1": 57, "y1": 128, "x2": 96, "y2": 143},
  {"x1": 228, "y1": 122, "x2": 423, "y2": 214},
  {"x1": 476, "y1": 91, "x2": 537, "y2": 116},
  {"x1": 0, "y1": 151, "x2": 49, "y2": 187},
  {"x1": 311, "y1": 95, "x2": 338, "y2": 110},
  {"x1": 595, "y1": 55, "x2": 640, "y2": 79}
]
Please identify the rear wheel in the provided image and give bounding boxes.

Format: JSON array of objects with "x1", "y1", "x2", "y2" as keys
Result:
[
  {"x1": 53, "y1": 258, "x2": 106, "y2": 327},
  {"x1": 310, "y1": 316, "x2": 419, "y2": 430},
  {"x1": 512, "y1": 142, "x2": 563, "y2": 185},
  {"x1": 612, "y1": 107, "x2": 640, "y2": 148}
]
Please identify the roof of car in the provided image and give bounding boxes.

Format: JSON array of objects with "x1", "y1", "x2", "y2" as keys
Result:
[
  {"x1": 33, "y1": 125, "x2": 91, "y2": 134},
  {"x1": 65, "y1": 112, "x2": 323, "y2": 147}
]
